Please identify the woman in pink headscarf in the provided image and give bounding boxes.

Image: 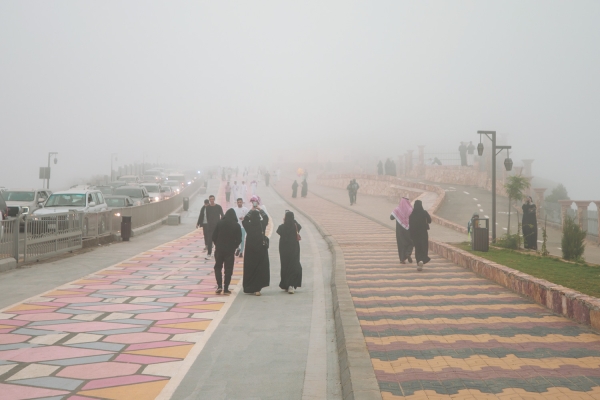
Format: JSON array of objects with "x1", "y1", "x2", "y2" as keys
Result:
[{"x1": 390, "y1": 197, "x2": 414, "y2": 264}]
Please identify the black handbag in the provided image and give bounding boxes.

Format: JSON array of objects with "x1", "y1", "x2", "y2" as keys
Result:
[{"x1": 261, "y1": 213, "x2": 269, "y2": 249}]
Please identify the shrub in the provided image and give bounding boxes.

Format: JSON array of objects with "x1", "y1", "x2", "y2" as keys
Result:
[
  {"x1": 496, "y1": 233, "x2": 521, "y2": 250},
  {"x1": 540, "y1": 218, "x2": 549, "y2": 257},
  {"x1": 561, "y1": 216, "x2": 586, "y2": 261}
]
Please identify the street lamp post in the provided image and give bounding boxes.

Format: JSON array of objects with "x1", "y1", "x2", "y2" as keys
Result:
[
  {"x1": 476, "y1": 131, "x2": 512, "y2": 242},
  {"x1": 111, "y1": 153, "x2": 118, "y2": 182},
  {"x1": 47, "y1": 152, "x2": 58, "y2": 189}
]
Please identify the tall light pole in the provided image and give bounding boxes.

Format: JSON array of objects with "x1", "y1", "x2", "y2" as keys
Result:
[
  {"x1": 111, "y1": 153, "x2": 118, "y2": 182},
  {"x1": 47, "y1": 152, "x2": 58, "y2": 189},
  {"x1": 476, "y1": 131, "x2": 512, "y2": 242}
]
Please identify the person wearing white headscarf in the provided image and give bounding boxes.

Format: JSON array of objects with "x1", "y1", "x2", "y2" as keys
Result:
[{"x1": 390, "y1": 197, "x2": 414, "y2": 264}]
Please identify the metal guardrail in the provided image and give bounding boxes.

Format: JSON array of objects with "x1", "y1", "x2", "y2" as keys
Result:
[{"x1": 1, "y1": 181, "x2": 203, "y2": 264}]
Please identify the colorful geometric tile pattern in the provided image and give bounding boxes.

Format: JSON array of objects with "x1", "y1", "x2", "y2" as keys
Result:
[
  {"x1": 283, "y1": 190, "x2": 600, "y2": 399},
  {"x1": 0, "y1": 184, "x2": 247, "y2": 399}
]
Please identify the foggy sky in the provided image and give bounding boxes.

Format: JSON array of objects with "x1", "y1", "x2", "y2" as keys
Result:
[{"x1": 1, "y1": 1, "x2": 599, "y2": 199}]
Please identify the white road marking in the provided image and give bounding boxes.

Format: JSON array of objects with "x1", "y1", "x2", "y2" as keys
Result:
[
  {"x1": 537, "y1": 240, "x2": 543, "y2": 243},
  {"x1": 464, "y1": 191, "x2": 470, "y2": 195},
  {"x1": 473, "y1": 198, "x2": 478, "y2": 201},
  {"x1": 477, "y1": 204, "x2": 481, "y2": 207},
  {"x1": 503, "y1": 227, "x2": 508, "y2": 230},
  {"x1": 479, "y1": 209, "x2": 484, "y2": 212},
  {"x1": 449, "y1": 187, "x2": 456, "y2": 190}
]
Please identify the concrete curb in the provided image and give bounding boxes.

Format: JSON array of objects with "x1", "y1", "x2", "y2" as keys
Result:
[
  {"x1": 0, "y1": 258, "x2": 17, "y2": 273},
  {"x1": 270, "y1": 184, "x2": 382, "y2": 400}
]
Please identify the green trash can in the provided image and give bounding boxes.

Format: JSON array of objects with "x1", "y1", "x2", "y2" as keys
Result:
[{"x1": 471, "y1": 218, "x2": 489, "y2": 252}]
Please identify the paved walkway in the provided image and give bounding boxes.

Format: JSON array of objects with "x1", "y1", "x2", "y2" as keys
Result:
[
  {"x1": 277, "y1": 179, "x2": 600, "y2": 399},
  {"x1": 0, "y1": 178, "x2": 341, "y2": 399}
]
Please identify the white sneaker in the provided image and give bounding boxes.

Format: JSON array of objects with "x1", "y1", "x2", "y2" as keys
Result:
[
  {"x1": 417, "y1": 261, "x2": 423, "y2": 271},
  {"x1": 288, "y1": 286, "x2": 294, "y2": 294},
  {"x1": 205, "y1": 255, "x2": 212, "y2": 260}
]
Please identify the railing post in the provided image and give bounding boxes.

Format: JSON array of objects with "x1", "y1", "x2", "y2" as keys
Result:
[
  {"x1": 22, "y1": 215, "x2": 28, "y2": 263},
  {"x1": 12, "y1": 218, "x2": 19, "y2": 263}
]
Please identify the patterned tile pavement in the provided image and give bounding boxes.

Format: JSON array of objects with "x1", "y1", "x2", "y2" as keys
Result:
[
  {"x1": 0, "y1": 182, "x2": 269, "y2": 399},
  {"x1": 283, "y1": 189, "x2": 600, "y2": 399}
]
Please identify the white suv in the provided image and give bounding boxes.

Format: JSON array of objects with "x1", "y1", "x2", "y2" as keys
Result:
[
  {"x1": 3, "y1": 189, "x2": 52, "y2": 220},
  {"x1": 33, "y1": 187, "x2": 109, "y2": 235}
]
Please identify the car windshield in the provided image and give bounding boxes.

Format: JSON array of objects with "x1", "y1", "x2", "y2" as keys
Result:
[
  {"x1": 114, "y1": 188, "x2": 143, "y2": 198},
  {"x1": 165, "y1": 181, "x2": 180, "y2": 187},
  {"x1": 3, "y1": 191, "x2": 35, "y2": 202},
  {"x1": 143, "y1": 185, "x2": 160, "y2": 192},
  {"x1": 45, "y1": 194, "x2": 86, "y2": 207},
  {"x1": 106, "y1": 198, "x2": 125, "y2": 207},
  {"x1": 120, "y1": 177, "x2": 137, "y2": 182}
]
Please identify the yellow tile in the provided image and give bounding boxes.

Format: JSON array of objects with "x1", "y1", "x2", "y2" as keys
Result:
[
  {"x1": 78, "y1": 380, "x2": 168, "y2": 400},
  {"x1": 127, "y1": 344, "x2": 194, "y2": 359}
]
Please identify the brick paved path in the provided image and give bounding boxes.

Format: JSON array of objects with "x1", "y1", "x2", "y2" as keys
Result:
[{"x1": 283, "y1": 191, "x2": 600, "y2": 399}]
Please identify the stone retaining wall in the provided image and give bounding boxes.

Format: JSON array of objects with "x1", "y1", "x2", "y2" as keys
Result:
[
  {"x1": 410, "y1": 165, "x2": 508, "y2": 197},
  {"x1": 429, "y1": 240, "x2": 600, "y2": 331}
]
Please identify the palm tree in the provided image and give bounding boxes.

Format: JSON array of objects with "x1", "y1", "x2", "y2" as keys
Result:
[{"x1": 503, "y1": 174, "x2": 531, "y2": 235}]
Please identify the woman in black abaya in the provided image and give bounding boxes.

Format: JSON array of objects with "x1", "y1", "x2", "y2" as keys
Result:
[
  {"x1": 522, "y1": 196, "x2": 538, "y2": 250},
  {"x1": 301, "y1": 179, "x2": 308, "y2": 198},
  {"x1": 408, "y1": 200, "x2": 432, "y2": 271},
  {"x1": 292, "y1": 180, "x2": 299, "y2": 198},
  {"x1": 277, "y1": 211, "x2": 302, "y2": 293},
  {"x1": 242, "y1": 206, "x2": 270, "y2": 295}
]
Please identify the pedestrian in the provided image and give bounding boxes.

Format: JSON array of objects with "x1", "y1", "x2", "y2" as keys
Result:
[
  {"x1": 459, "y1": 142, "x2": 467, "y2": 167},
  {"x1": 377, "y1": 160, "x2": 383, "y2": 175},
  {"x1": 292, "y1": 180, "x2": 299, "y2": 198},
  {"x1": 408, "y1": 200, "x2": 431, "y2": 271},
  {"x1": 225, "y1": 181, "x2": 231, "y2": 203},
  {"x1": 265, "y1": 171, "x2": 271, "y2": 187},
  {"x1": 467, "y1": 213, "x2": 479, "y2": 242},
  {"x1": 347, "y1": 179, "x2": 360, "y2": 205},
  {"x1": 301, "y1": 179, "x2": 308, "y2": 198},
  {"x1": 250, "y1": 180, "x2": 258, "y2": 196},
  {"x1": 467, "y1": 141, "x2": 475, "y2": 166},
  {"x1": 231, "y1": 181, "x2": 238, "y2": 202},
  {"x1": 522, "y1": 196, "x2": 538, "y2": 250},
  {"x1": 390, "y1": 197, "x2": 414, "y2": 264},
  {"x1": 196, "y1": 195, "x2": 224, "y2": 260},
  {"x1": 242, "y1": 197, "x2": 270, "y2": 296},
  {"x1": 212, "y1": 208, "x2": 242, "y2": 295},
  {"x1": 277, "y1": 211, "x2": 302, "y2": 294},
  {"x1": 240, "y1": 181, "x2": 248, "y2": 203},
  {"x1": 233, "y1": 197, "x2": 249, "y2": 257}
]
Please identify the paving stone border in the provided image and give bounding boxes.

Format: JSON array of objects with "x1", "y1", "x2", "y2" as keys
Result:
[{"x1": 271, "y1": 184, "x2": 381, "y2": 400}]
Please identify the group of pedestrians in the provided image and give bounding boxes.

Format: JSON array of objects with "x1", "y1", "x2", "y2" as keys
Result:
[
  {"x1": 225, "y1": 181, "x2": 248, "y2": 204},
  {"x1": 197, "y1": 192, "x2": 303, "y2": 296},
  {"x1": 390, "y1": 197, "x2": 432, "y2": 271},
  {"x1": 291, "y1": 179, "x2": 308, "y2": 198},
  {"x1": 459, "y1": 141, "x2": 476, "y2": 166}
]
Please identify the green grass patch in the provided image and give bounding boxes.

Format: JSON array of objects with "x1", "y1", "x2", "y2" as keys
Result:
[{"x1": 455, "y1": 242, "x2": 600, "y2": 298}]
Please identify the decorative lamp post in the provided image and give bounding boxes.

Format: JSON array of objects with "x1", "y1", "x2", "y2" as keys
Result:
[
  {"x1": 47, "y1": 152, "x2": 58, "y2": 189},
  {"x1": 111, "y1": 153, "x2": 118, "y2": 182},
  {"x1": 476, "y1": 131, "x2": 512, "y2": 242}
]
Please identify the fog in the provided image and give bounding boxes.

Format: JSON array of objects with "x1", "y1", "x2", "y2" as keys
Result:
[{"x1": 1, "y1": 1, "x2": 599, "y2": 199}]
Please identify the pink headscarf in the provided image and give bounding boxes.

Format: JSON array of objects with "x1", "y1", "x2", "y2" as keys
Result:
[
  {"x1": 392, "y1": 197, "x2": 412, "y2": 230},
  {"x1": 249, "y1": 195, "x2": 261, "y2": 204}
]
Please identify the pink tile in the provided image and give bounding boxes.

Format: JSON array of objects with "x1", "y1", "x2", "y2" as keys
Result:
[
  {"x1": 135, "y1": 312, "x2": 190, "y2": 321},
  {"x1": 30, "y1": 302, "x2": 69, "y2": 307},
  {"x1": 72, "y1": 304, "x2": 163, "y2": 312},
  {"x1": 15, "y1": 313, "x2": 73, "y2": 321},
  {"x1": 58, "y1": 361, "x2": 140, "y2": 379},
  {"x1": 9, "y1": 309, "x2": 57, "y2": 315},
  {"x1": 154, "y1": 318, "x2": 207, "y2": 325},
  {"x1": 148, "y1": 327, "x2": 196, "y2": 334},
  {"x1": 0, "y1": 383, "x2": 68, "y2": 400},
  {"x1": 0, "y1": 333, "x2": 30, "y2": 344},
  {"x1": 36, "y1": 321, "x2": 136, "y2": 333},
  {"x1": 100, "y1": 290, "x2": 179, "y2": 297},
  {"x1": 0, "y1": 319, "x2": 28, "y2": 326},
  {"x1": 79, "y1": 284, "x2": 127, "y2": 289},
  {"x1": 125, "y1": 341, "x2": 190, "y2": 351},
  {"x1": 69, "y1": 396, "x2": 99, "y2": 400},
  {"x1": 157, "y1": 297, "x2": 210, "y2": 304},
  {"x1": 115, "y1": 353, "x2": 179, "y2": 364},
  {"x1": 0, "y1": 346, "x2": 109, "y2": 362},
  {"x1": 103, "y1": 332, "x2": 169, "y2": 344},
  {"x1": 81, "y1": 375, "x2": 166, "y2": 390},
  {"x1": 55, "y1": 297, "x2": 104, "y2": 304},
  {"x1": 0, "y1": 328, "x2": 15, "y2": 333}
]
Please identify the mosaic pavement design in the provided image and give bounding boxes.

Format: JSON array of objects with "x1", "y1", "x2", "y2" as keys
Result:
[
  {"x1": 0, "y1": 183, "x2": 254, "y2": 399},
  {"x1": 281, "y1": 186, "x2": 600, "y2": 399}
]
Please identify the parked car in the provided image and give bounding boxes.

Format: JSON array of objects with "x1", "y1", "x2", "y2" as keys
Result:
[
  {"x1": 142, "y1": 175, "x2": 161, "y2": 183},
  {"x1": 110, "y1": 181, "x2": 128, "y2": 190},
  {"x1": 104, "y1": 195, "x2": 134, "y2": 209},
  {"x1": 160, "y1": 185, "x2": 174, "y2": 199},
  {"x1": 140, "y1": 183, "x2": 163, "y2": 202},
  {"x1": 166, "y1": 173, "x2": 186, "y2": 187},
  {"x1": 113, "y1": 186, "x2": 151, "y2": 206},
  {"x1": 3, "y1": 189, "x2": 52, "y2": 220},
  {"x1": 163, "y1": 180, "x2": 182, "y2": 194},
  {"x1": 32, "y1": 188, "x2": 109, "y2": 235},
  {"x1": 117, "y1": 175, "x2": 140, "y2": 184},
  {"x1": 93, "y1": 185, "x2": 113, "y2": 195}
]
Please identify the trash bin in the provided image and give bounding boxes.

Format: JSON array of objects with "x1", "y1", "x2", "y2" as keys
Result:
[
  {"x1": 121, "y1": 216, "x2": 132, "y2": 242},
  {"x1": 471, "y1": 218, "x2": 489, "y2": 252},
  {"x1": 183, "y1": 197, "x2": 189, "y2": 211}
]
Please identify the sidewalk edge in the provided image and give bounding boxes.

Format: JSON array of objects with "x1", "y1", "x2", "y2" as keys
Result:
[{"x1": 271, "y1": 184, "x2": 382, "y2": 400}]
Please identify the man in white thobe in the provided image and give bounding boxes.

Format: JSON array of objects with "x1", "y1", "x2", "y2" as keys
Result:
[
  {"x1": 239, "y1": 181, "x2": 248, "y2": 203},
  {"x1": 231, "y1": 181, "x2": 238, "y2": 203}
]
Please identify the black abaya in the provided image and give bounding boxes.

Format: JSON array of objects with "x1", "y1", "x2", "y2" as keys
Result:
[
  {"x1": 301, "y1": 180, "x2": 308, "y2": 198},
  {"x1": 242, "y1": 209, "x2": 270, "y2": 293},
  {"x1": 277, "y1": 212, "x2": 302, "y2": 290},
  {"x1": 522, "y1": 203, "x2": 538, "y2": 250},
  {"x1": 292, "y1": 181, "x2": 299, "y2": 198},
  {"x1": 408, "y1": 201, "x2": 432, "y2": 264},
  {"x1": 390, "y1": 214, "x2": 413, "y2": 262}
]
